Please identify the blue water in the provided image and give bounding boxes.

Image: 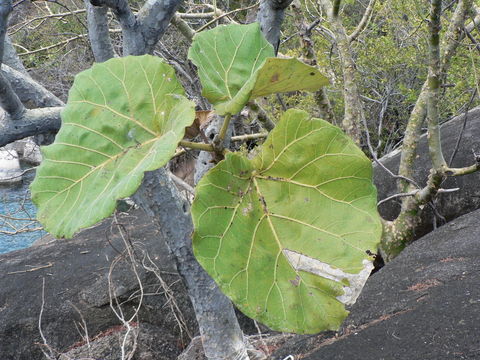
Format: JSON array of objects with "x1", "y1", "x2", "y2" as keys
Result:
[{"x1": 0, "y1": 168, "x2": 46, "y2": 254}]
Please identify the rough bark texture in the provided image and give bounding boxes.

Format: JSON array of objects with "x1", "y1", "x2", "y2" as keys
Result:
[
  {"x1": 133, "y1": 169, "x2": 249, "y2": 360},
  {"x1": 256, "y1": 0, "x2": 294, "y2": 53}
]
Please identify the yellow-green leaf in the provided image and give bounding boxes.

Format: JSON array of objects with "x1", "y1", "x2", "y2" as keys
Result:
[
  {"x1": 192, "y1": 109, "x2": 382, "y2": 334},
  {"x1": 188, "y1": 23, "x2": 329, "y2": 115},
  {"x1": 31, "y1": 55, "x2": 195, "y2": 238}
]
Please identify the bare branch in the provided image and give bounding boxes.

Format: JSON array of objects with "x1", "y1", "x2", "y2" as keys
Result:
[
  {"x1": 0, "y1": 72, "x2": 24, "y2": 118},
  {"x1": 171, "y1": 13, "x2": 194, "y2": 41},
  {"x1": 3, "y1": 35, "x2": 27, "y2": 73},
  {"x1": 90, "y1": 0, "x2": 183, "y2": 55},
  {"x1": 90, "y1": 0, "x2": 143, "y2": 55},
  {"x1": 136, "y1": 0, "x2": 184, "y2": 54},
  {"x1": 0, "y1": 106, "x2": 62, "y2": 147},
  {"x1": 348, "y1": 0, "x2": 376, "y2": 43},
  {"x1": 196, "y1": 3, "x2": 257, "y2": 33},
  {"x1": 84, "y1": 0, "x2": 116, "y2": 62},
  {"x1": 17, "y1": 33, "x2": 89, "y2": 56},
  {"x1": 0, "y1": 0, "x2": 13, "y2": 63},
  {"x1": 257, "y1": 0, "x2": 294, "y2": 53},
  {"x1": 2, "y1": 64, "x2": 63, "y2": 107},
  {"x1": 426, "y1": 0, "x2": 446, "y2": 170},
  {"x1": 0, "y1": 0, "x2": 25, "y2": 118},
  {"x1": 397, "y1": 0, "x2": 472, "y2": 191}
]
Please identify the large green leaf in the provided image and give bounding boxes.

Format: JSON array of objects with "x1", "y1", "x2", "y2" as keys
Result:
[
  {"x1": 31, "y1": 55, "x2": 195, "y2": 238},
  {"x1": 192, "y1": 109, "x2": 382, "y2": 334},
  {"x1": 188, "y1": 23, "x2": 329, "y2": 115}
]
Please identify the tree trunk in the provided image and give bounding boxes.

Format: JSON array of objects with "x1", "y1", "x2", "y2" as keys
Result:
[{"x1": 132, "y1": 169, "x2": 250, "y2": 360}]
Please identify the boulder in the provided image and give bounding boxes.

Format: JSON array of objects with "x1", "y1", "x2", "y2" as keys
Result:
[
  {"x1": 5, "y1": 138, "x2": 42, "y2": 165},
  {"x1": 0, "y1": 210, "x2": 198, "y2": 360},
  {"x1": 271, "y1": 208, "x2": 480, "y2": 359},
  {"x1": 375, "y1": 106, "x2": 480, "y2": 238},
  {"x1": 59, "y1": 323, "x2": 180, "y2": 360},
  {"x1": 0, "y1": 148, "x2": 22, "y2": 184}
]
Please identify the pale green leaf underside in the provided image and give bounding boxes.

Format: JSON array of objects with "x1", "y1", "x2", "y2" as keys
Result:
[
  {"x1": 31, "y1": 55, "x2": 195, "y2": 238},
  {"x1": 192, "y1": 109, "x2": 382, "y2": 334},
  {"x1": 188, "y1": 23, "x2": 329, "y2": 116}
]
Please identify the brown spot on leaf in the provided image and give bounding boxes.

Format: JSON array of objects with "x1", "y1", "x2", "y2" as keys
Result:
[
  {"x1": 290, "y1": 275, "x2": 301, "y2": 287},
  {"x1": 270, "y1": 73, "x2": 279, "y2": 82}
]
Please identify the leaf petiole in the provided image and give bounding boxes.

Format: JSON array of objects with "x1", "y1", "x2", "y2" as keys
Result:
[{"x1": 179, "y1": 140, "x2": 215, "y2": 152}]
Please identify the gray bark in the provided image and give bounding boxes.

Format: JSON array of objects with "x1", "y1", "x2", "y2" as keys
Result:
[
  {"x1": 0, "y1": 2, "x2": 25, "y2": 119},
  {"x1": 84, "y1": 0, "x2": 116, "y2": 62},
  {"x1": 90, "y1": 0, "x2": 144, "y2": 55},
  {"x1": 3, "y1": 35, "x2": 27, "y2": 74},
  {"x1": 132, "y1": 169, "x2": 249, "y2": 360},
  {"x1": 136, "y1": 0, "x2": 183, "y2": 54},
  {"x1": 0, "y1": 1, "x2": 12, "y2": 63},
  {"x1": 90, "y1": 0, "x2": 182, "y2": 56},
  {"x1": 0, "y1": 72, "x2": 24, "y2": 118},
  {"x1": 2, "y1": 64, "x2": 63, "y2": 107},
  {"x1": 256, "y1": 0, "x2": 294, "y2": 53},
  {"x1": 0, "y1": 106, "x2": 62, "y2": 147}
]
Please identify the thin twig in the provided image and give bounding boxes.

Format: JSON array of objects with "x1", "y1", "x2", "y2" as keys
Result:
[
  {"x1": 8, "y1": 262, "x2": 53, "y2": 274},
  {"x1": 361, "y1": 109, "x2": 420, "y2": 188},
  {"x1": 448, "y1": 88, "x2": 477, "y2": 166},
  {"x1": 38, "y1": 277, "x2": 56, "y2": 360},
  {"x1": 169, "y1": 172, "x2": 195, "y2": 194},
  {"x1": 196, "y1": 3, "x2": 259, "y2": 32}
]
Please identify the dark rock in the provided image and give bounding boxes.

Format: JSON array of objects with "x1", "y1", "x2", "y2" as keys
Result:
[
  {"x1": 59, "y1": 323, "x2": 180, "y2": 360},
  {"x1": 0, "y1": 210, "x2": 197, "y2": 360},
  {"x1": 272, "y1": 208, "x2": 480, "y2": 359},
  {"x1": 375, "y1": 106, "x2": 480, "y2": 238}
]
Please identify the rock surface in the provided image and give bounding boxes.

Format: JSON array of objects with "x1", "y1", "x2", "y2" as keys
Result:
[
  {"x1": 0, "y1": 210, "x2": 198, "y2": 360},
  {"x1": 375, "y1": 106, "x2": 480, "y2": 238},
  {"x1": 59, "y1": 323, "x2": 180, "y2": 360},
  {"x1": 272, "y1": 208, "x2": 480, "y2": 360},
  {"x1": 0, "y1": 148, "x2": 22, "y2": 184}
]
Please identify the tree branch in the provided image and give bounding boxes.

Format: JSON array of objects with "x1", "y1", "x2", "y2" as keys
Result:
[
  {"x1": 0, "y1": 0, "x2": 13, "y2": 63},
  {"x1": 348, "y1": 0, "x2": 376, "y2": 42},
  {"x1": 3, "y1": 35, "x2": 27, "y2": 74},
  {"x1": 132, "y1": 168, "x2": 250, "y2": 360},
  {"x1": 136, "y1": 0, "x2": 184, "y2": 54},
  {"x1": 426, "y1": 0, "x2": 446, "y2": 170},
  {"x1": 397, "y1": 0, "x2": 472, "y2": 192},
  {"x1": 90, "y1": 0, "x2": 144, "y2": 55},
  {"x1": 2, "y1": 64, "x2": 64, "y2": 107},
  {"x1": 0, "y1": 1, "x2": 24, "y2": 119},
  {"x1": 0, "y1": 106, "x2": 62, "y2": 147},
  {"x1": 257, "y1": 0, "x2": 294, "y2": 53},
  {"x1": 171, "y1": 13, "x2": 194, "y2": 41},
  {"x1": 84, "y1": 0, "x2": 116, "y2": 62}
]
